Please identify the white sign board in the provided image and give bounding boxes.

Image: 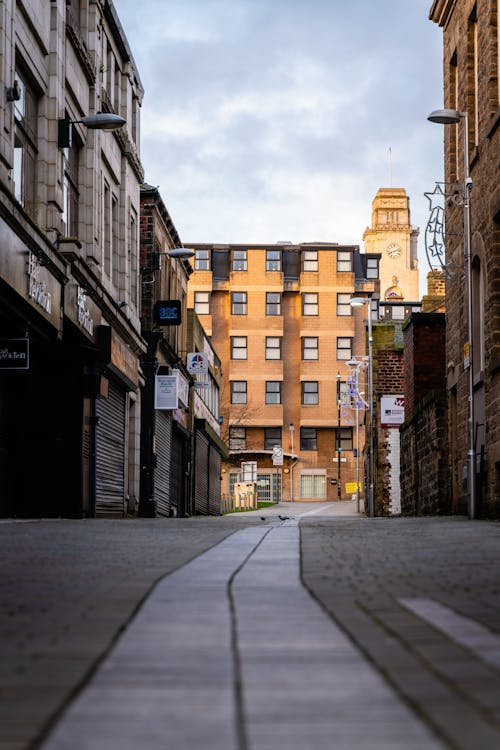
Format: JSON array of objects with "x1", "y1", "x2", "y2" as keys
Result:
[
  {"x1": 155, "y1": 375, "x2": 178, "y2": 409},
  {"x1": 187, "y1": 352, "x2": 208, "y2": 374},
  {"x1": 172, "y1": 368, "x2": 189, "y2": 407},
  {"x1": 272, "y1": 445, "x2": 284, "y2": 466},
  {"x1": 380, "y1": 395, "x2": 405, "y2": 427}
]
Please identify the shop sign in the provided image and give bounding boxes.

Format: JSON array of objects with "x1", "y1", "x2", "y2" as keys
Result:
[
  {"x1": 27, "y1": 253, "x2": 52, "y2": 314},
  {"x1": 77, "y1": 287, "x2": 94, "y2": 336},
  {"x1": 154, "y1": 300, "x2": 181, "y2": 326},
  {"x1": 172, "y1": 368, "x2": 189, "y2": 407},
  {"x1": 155, "y1": 374, "x2": 178, "y2": 409},
  {"x1": 187, "y1": 352, "x2": 208, "y2": 374},
  {"x1": 380, "y1": 395, "x2": 405, "y2": 427},
  {"x1": 0, "y1": 338, "x2": 29, "y2": 370}
]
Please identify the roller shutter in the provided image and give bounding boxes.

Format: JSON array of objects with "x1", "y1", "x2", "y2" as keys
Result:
[
  {"x1": 154, "y1": 410, "x2": 172, "y2": 516},
  {"x1": 194, "y1": 429, "x2": 209, "y2": 515},
  {"x1": 208, "y1": 445, "x2": 221, "y2": 515},
  {"x1": 95, "y1": 381, "x2": 126, "y2": 517}
]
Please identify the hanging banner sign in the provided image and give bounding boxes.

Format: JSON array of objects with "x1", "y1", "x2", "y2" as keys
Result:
[
  {"x1": 154, "y1": 374, "x2": 178, "y2": 409},
  {"x1": 0, "y1": 338, "x2": 29, "y2": 370},
  {"x1": 154, "y1": 300, "x2": 182, "y2": 326}
]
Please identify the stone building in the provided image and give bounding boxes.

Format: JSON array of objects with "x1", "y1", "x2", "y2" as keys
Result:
[
  {"x1": 138, "y1": 185, "x2": 193, "y2": 517},
  {"x1": 363, "y1": 187, "x2": 420, "y2": 303},
  {"x1": 0, "y1": 0, "x2": 145, "y2": 516},
  {"x1": 430, "y1": 0, "x2": 500, "y2": 515},
  {"x1": 187, "y1": 242, "x2": 379, "y2": 504}
]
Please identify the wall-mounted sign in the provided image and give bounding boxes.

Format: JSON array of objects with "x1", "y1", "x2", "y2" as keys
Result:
[
  {"x1": 0, "y1": 338, "x2": 29, "y2": 370},
  {"x1": 172, "y1": 368, "x2": 189, "y2": 408},
  {"x1": 187, "y1": 352, "x2": 208, "y2": 374},
  {"x1": 154, "y1": 300, "x2": 181, "y2": 326},
  {"x1": 380, "y1": 395, "x2": 405, "y2": 427},
  {"x1": 154, "y1": 374, "x2": 178, "y2": 409}
]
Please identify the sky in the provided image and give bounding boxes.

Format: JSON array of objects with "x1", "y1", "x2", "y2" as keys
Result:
[{"x1": 114, "y1": 0, "x2": 445, "y2": 297}]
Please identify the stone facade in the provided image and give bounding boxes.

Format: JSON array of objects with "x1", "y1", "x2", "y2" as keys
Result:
[{"x1": 430, "y1": 0, "x2": 500, "y2": 516}]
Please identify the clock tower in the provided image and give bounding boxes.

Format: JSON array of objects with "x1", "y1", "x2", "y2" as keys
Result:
[{"x1": 362, "y1": 187, "x2": 420, "y2": 301}]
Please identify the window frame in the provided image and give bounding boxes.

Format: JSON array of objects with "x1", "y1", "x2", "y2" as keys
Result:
[
  {"x1": 194, "y1": 291, "x2": 210, "y2": 315},
  {"x1": 266, "y1": 292, "x2": 281, "y2": 316},
  {"x1": 264, "y1": 427, "x2": 282, "y2": 450},
  {"x1": 232, "y1": 250, "x2": 247, "y2": 271},
  {"x1": 336, "y1": 293, "x2": 352, "y2": 316},
  {"x1": 194, "y1": 249, "x2": 210, "y2": 270},
  {"x1": 266, "y1": 249, "x2": 281, "y2": 271},
  {"x1": 231, "y1": 380, "x2": 247, "y2": 404},
  {"x1": 337, "y1": 250, "x2": 352, "y2": 272},
  {"x1": 229, "y1": 426, "x2": 246, "y2": 450},
  {"x1": 300, "y1": 427, "x2": 317, "y2": 451},
  {"x1": 302, "y1": 336, "x2": 318, "y2": 360},
  {"x1": 303, "y1": 250, "x2": 318, "y2": 272},
  {"x1": 265, "y1": 381, "x2": 282, "y2": 404},
  {"x1": 231, "y1": 336, "x2": 248, "y2": 360},
  {"x1": 231, "y1": 291, "x2": 247, "y2": 315},
  {"x1": 302, "y1": 292, "x2": 319, "y2": 316},
  {"x1": 336, "y1": 337, "x2": 352, "y2": 361},
  {"x1": 265, "y1": 336, "x2": 282, "y2": 360},
  {"x1": 302, "y1": 381, "x2": 319, "y2": 405}
]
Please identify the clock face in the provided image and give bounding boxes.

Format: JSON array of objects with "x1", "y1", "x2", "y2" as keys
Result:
[{"x1": 386, "y1": 243, "x2": 401, "y2": 258}]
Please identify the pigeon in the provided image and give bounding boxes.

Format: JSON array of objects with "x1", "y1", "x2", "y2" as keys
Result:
[
  {"x1": 260, "y1": 517, "x2": 266, "y2": 521},
  {"x1": 279, "y1": 514, "x2": 291, "y2": 521}
]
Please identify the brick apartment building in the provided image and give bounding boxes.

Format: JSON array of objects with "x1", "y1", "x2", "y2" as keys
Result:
[
  {"x1": 430, "y1": 0, "x2": 500, "y2": 515},
  {"x1": 187, "y1": 242, "x2": 379, "y2": 503}
]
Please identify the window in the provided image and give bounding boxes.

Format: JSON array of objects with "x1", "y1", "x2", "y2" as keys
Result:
[
  {"x1": 231, "y1": 292, "x2": 247, "y2": 315},
  {"x1": 13, "y1": 70, "x2": 37, "y2": 219},
  {"x1": 336, "y1": 337, "x2": 352, "y2": 360},
  {"x1": 232, "y1": 250, "x2": 247, "y2": 271},
  {"x1": 335, "y1": 427, "x2": 353, "y2": 452},
  {"x1": 62, "y1": 135, "x2": 80, "y2": 238},
  {"x1": 266, "y1": 250, "x2": 281, "y2": 271},
  {"x1": 300, "y1": 473, "x2": 326, "y2": 498},
  {"x1": 302, "y1": 293, "x2": 318, "y2": 316},
  {"x1": 300, "y1": 427, "x2": 317, "y2": 451},
  {"x1": 129, "y1": 208, "x2": 138, "y2": 308},
  {"x1": 194, "y1": 291, "x2": 210, "y2": 315},
  {"x1": 195, "y1": 249, "x2": 210, "y2": 270},
  {"x1": 303, "y1": 250, "x2": 318, "y2": 272},
  {"x1": 302, "y1": 337, "x2": 318, "y2": 360},
  {"x1": 337, "y1": 251, "x2": 352, "y2": 272},
  {"x1": 264, "y1": 428, "x2": 281, "y2": 450},
  {"x1": 231, "y1": 381, "x2": 247, "y2": 404},
  {"x1": 229, "y1": 427, "x2": 246, "y2": 450},
  {"x1": 266, "y1": 337, "x2": 282, "y2": 360},
  {"x1": 366, "y1": 258, "x2": 379, "y2": 279},
  {"x1": 231, "y1": 336, "x2": 247, "y2": 359},
  {"x1": 337, "y1": 293, "x2": 352, "y2": 316},
  {"x1": 266, "y1": 292, "x2": 281, "y2": 315},
  {"x1": 302, "y1": 381, "x2": 318, "y2": 405},
  {"x1": 265, "y1": 381, "x2": 281, "y2": 404}
]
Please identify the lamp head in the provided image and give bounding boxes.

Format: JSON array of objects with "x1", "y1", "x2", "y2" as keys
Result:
[
  {"x1": 349, "y1": 296, "x2": 369, "y2": 307},
  {"x1": 80, "y1": 113, "x2": 126, "y2": 130},
  {"x1": 166, "y1": 247, "x2": 195, "y2": 259},
  {"x1": 427, "y1": 108, "x2": 462, "y2": 125}
]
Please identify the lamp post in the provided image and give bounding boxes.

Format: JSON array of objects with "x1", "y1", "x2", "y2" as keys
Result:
[
  {"x1": 336, "y1": 372, "x2": 342, "y2": 500},
  {"x1": 428, "y1": 109, "x2": 476, "y2": 520},
  {"x1": 57, "y1": 112, "x2": 126, "y2": 147},
  {"x1": 350, "y1": 297, "x2": 374, "y2": 517}
]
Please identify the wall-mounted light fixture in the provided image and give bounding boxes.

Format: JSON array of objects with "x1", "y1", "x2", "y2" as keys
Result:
[{"x1": 58, "y1": 113, "x2": 126, "y2": 148}]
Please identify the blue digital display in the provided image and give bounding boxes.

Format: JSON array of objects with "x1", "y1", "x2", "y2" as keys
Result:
[{"x1": 154, "y1": 300, "x2": 181, "y2": 326}]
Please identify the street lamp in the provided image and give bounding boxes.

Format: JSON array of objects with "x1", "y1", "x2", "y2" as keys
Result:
[
  {"x1": 58, "y1": 112, "x2": 126, "y2": 147},
  {"x1": 165, "y1": 247, "x2": 196, "y2": 259},
  {"x1": 350, "y1": 296, "x2": 374, "y2": 517},
  {"x1": 428, "y1": 108, "x2": 476, "y2": 519}
]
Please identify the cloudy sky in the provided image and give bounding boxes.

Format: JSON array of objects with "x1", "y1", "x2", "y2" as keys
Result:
[{"x1": 114, "y1": 0, "x2": 444, "y2": 296}]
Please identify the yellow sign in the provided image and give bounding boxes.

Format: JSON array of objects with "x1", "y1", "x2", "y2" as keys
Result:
[
  {"x1": 345, "y1": 482, "x2": 361, "y2": 493},
  {"x1": 463, "y1": 341, "x2": 470, "y2": 369}
]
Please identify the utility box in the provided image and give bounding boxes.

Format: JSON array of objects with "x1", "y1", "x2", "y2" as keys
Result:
[{"x1": 234, "y1": 482, "x2": 257, "y2": 509}]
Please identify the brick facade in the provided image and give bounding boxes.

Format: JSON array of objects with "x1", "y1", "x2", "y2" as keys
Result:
[{"x1": 430, "y1": 0, "x2": 500, "y2": 516}]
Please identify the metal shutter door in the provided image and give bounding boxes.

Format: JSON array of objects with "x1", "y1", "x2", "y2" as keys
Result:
[
  {"x1": 194, "y1": 430, "x2": 209, "y2": 515},
  {"x1": 208, "y1": 445, "x2": 221, "y2": 515},
  {"x1": 95, "y1": 382, "x2": 126, "y2": 517},
  {"x1": 154, "y1": 410, "x2": 172, "y2": 516}
]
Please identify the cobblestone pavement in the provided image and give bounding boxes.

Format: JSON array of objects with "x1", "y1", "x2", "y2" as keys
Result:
[
  {"x1": 2, "y1": 509, "x2": 500, "y2": 749},
  {"x1": 301, "y1": 516, "x2": 500, "y2": 750}
]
